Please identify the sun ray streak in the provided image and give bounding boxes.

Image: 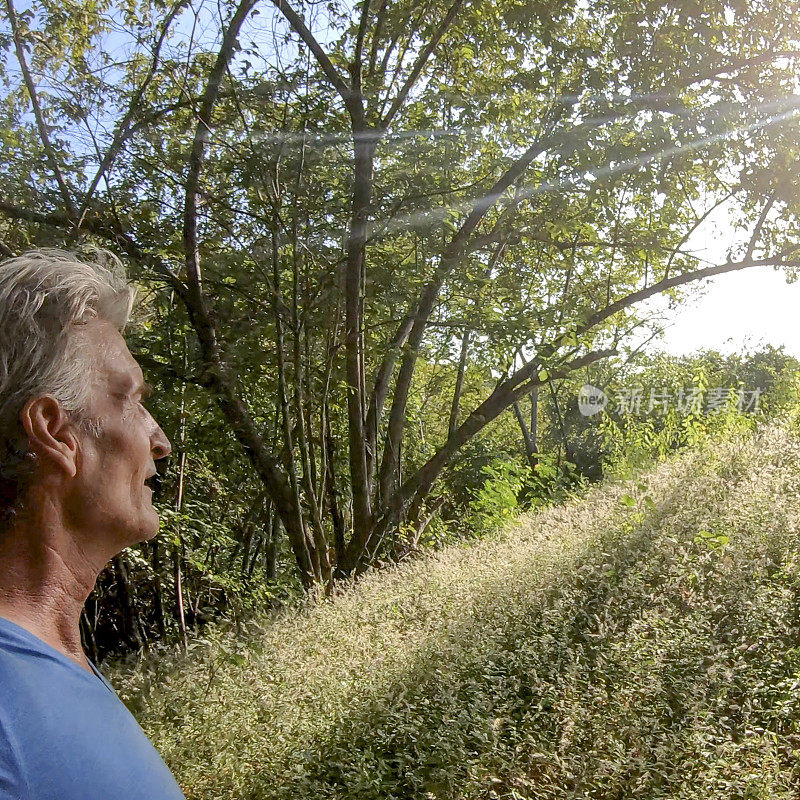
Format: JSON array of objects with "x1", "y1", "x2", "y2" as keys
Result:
[{"x1": 370, "y1": 96, "x2": 800, "y2": 241}]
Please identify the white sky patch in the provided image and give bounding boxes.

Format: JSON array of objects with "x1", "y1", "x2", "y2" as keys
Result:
[
  {"x1": 636, "y1": 194, "x2": 800, "y2": 358},
  {"x1": 646, "y1": 266, "x2": 800, "y2": 357}
]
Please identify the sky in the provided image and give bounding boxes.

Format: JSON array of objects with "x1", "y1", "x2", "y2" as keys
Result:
[
  {"x1": 635, "y1": 194, "x2": 800, "y2": 359},
  {"x1": 648, "y1": 266, "x2": 800, "y2": 358}
]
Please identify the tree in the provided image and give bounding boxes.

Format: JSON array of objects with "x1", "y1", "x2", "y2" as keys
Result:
[{"x1": 2, "y1": 0, "x2": 800, "y2": 588}]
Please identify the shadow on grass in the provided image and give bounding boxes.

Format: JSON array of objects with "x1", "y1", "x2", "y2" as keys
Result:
[{"x1": 241, "y1": 469, "x2": 786, "y2": 800}]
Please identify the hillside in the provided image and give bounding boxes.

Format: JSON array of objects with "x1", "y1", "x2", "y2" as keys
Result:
[{"x1": 112, "y1": 421, "x2": 800, "y2": 800}]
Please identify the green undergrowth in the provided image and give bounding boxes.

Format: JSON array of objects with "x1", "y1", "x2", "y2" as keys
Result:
[{"x1": 111, "y1": 419, "x2": 800, "y2": 799}]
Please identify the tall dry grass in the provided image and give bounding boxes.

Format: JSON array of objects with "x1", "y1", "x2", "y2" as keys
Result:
[{"x1": 111, "y1": 420, "x2": 800, "y2": 799}]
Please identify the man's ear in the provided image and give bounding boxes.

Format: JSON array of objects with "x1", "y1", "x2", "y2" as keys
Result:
[{"x1": 19, "y1": 395, "x2": 79, "y2": 479}]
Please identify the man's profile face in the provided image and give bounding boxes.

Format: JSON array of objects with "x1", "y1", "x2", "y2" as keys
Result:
[{"x1": 65, "y1": 319, "x2": 172, "y2": 551}]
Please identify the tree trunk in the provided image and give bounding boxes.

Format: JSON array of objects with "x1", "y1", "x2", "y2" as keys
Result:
[
  {"x1": 549, "y1": 381, "x2": 573, "y2": 466},
  {"x1": 113, "y1": 555, "x2": 145, "y2": 651},
  {"x1": 150, "y1": 539, "x2": 166, "y2": 638},
  {"x1": 324, "y1": 403, "x2": 346, "y2": 568},
  {"x1": 265, "y1": 508, "x2": 279, "y2": 583},
  {"x1": 448, "y1": 330, "x2": 470, "y2": 438},
  {"x1": 173, "y1": 543, "x2": 187, "y2": 653},
  {"x1": 513, "y1": 388, "x2": 539, "y2": 471},
  {"x1": 173, "y1": 390, "x2": 188, "y2": 653},
  {"x1": 343, "y1": 124, "x2": 378, "y2": 560},
  {"x1": 290, "y1": 177, "x2": 330, "y2": 583},
  {"x1": 80, "y1": 610, "x2": 100, "y2": 665},
  {"x1": 271, "y1": 218, "x2": 320, "y2": 584},
  {"x1": 247, "y1": 532, "x2": 263, "y2": 580},
  {"x1": 240, "y1": 522, "x2": 254, "y2": 577}
]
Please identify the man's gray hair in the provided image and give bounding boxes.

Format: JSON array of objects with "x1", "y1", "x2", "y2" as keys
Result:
[{"x1": 0, "y1": 249, "x2": 135, "y2": 521}]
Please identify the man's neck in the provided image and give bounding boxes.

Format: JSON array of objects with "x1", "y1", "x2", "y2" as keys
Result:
[{"x1": 0, "y1": 507, "x2": 106, "y2": 672}]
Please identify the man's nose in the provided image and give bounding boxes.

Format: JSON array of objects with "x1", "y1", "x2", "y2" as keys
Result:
[{"x1": 151, "y1": 425, "x2": 172, "y2": 460}]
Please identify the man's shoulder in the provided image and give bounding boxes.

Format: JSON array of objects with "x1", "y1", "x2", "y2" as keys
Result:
[
  {"x1": 0, "y1": 618, "x2": 66, "y2": 673},
  {"x1": 0, "y1": 622, "x2": 87, "y2": 710},
  {"x1": 0, "y1": 633, "x2": 185, "y2": 800}
]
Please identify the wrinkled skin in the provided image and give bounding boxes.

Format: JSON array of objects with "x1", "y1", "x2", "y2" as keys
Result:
[{"x1": 64, "y1": 319, "x2": 172, "y2": 553}]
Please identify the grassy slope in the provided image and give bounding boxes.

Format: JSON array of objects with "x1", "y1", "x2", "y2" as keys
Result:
[{"x1": 113, "y1": 421, "x2": 800, "y2": 799}]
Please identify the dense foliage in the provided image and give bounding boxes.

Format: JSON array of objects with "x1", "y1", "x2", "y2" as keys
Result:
[
  {"x1": 2, "y1": 0, "x2": 800, "y2": 654},
  {"x1": 112, "y1": 418, "x2": 800, "y2": 799},
  {"x1": 77, "y1": 342, "x2": 800, "y2": 660}
]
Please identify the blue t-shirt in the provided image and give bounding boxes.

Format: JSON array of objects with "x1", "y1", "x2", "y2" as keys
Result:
[{"x1": 0, "y1": 616, "x2": 185, "y2": 799}]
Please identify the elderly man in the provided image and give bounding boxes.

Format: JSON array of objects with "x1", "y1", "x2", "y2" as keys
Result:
[{"x1": 0, "y1": 250, "x2": 185, "y2": 799}]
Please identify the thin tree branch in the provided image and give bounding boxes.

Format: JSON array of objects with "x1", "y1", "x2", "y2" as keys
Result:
[
  {"x1": 5, "y1": 0, "x2": 77, "y2": 218},
  {"x1": 271, "y1": 0, "x2": 353, "y2": 102},
  {"x1": 352, "y1": 0, "x2": 372, "y2": 94},
  {"x1": 576, "y1": 250, "x2": 800, "y2": 340},
  {"x1": 78, "y1": 0, "x2": 191, "y2": 222},
  {"x1": 184, "y1": 0, "x2": 257, "y2": 291},
  {"x1": 366, "y1": 0, "x2": 388, "y2": 83},
  {"x1": 180, "y1": 0, "x2": 320, "y2": 586},
  {"x1": 0, "y1": 199, "x2": 186, "y2": 293},
  {"x1": 665, "y1": 188, "x2": 737, "y2": 276},
  {"x1": 372, "y1": 112, "x2": 615, "y2": 507},
  {"x1": 380, "y1": 0, "x2": 465, "y2": 128},
  {"x1": 745, "y1": 190, "x2": 776, "y2": 261},
  {"x1": 680, "y1": 50, "x2": 800, "y2": 88}
]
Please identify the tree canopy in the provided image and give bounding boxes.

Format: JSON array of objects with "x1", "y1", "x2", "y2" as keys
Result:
[{"x1": 2, "y1": 0, "x2": 800, "y2": 595}]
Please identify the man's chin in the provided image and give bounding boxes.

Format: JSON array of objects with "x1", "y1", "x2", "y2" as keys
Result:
[
  {"x1": 140, "y1": 526, "x2": 160, "y2": 543},
  {"x1": 141, "y1": 513, "x2": 161, "y2": 542},
  {"x1": 100, "y1": 509, "x2": 162, "y2": 556},
  {"x1": 133, "y1": 506, "x2": 161, "y2": 544}
]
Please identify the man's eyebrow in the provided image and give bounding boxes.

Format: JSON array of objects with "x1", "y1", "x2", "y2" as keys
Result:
[{"x1": 140, "y1": 382, "x2": 153, "y2": 400}]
